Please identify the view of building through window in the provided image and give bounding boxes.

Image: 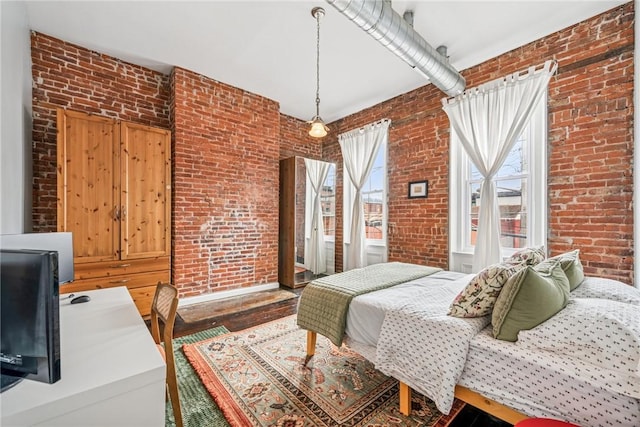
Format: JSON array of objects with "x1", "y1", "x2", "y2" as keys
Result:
[
  {"x1": 321, "y1": 164, "x2": 336, "y2": 237},
  {"x1": 363, "y1": 148, "x2": 385, "y2": 240},
  {"x1": 469, "y1": 134, "x2": 529, "y2": 249}
]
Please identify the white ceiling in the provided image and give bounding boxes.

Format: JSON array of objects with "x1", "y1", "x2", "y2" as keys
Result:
[{"x1": 24, "y1": 0, "x2": 627, "y2": 123}]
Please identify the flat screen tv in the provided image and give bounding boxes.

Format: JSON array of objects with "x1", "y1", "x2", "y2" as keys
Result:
[{"x1": 0, "y1": 249, "x2": 61, "y2": 392}]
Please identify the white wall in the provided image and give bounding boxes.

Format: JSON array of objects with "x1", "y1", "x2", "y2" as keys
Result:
[{"x1": 1, "y1": 1, "x2": 32, "y2": 234}]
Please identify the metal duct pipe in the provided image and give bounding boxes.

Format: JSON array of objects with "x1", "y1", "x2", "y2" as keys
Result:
[{"x1": 325, "y1": 0, "x2": 466, "y2": 96}]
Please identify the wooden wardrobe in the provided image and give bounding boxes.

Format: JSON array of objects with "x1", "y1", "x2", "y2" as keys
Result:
[{"x1": 56, "y1": 109, "x2": 171, "y2": 316}]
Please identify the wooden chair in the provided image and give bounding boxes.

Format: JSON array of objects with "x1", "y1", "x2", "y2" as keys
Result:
[{"x1": 150, "y1": 283, "x2": 183, "y2": 427}]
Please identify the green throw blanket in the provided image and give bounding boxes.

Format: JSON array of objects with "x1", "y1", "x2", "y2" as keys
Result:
[{"x1": 296, "y1": 262, "x2": 442, "y2": 346}]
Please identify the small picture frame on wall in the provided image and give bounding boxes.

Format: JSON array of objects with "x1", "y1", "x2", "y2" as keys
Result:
[{"x1": 408, "y1": 180, "x2": 428, "y2": 199}]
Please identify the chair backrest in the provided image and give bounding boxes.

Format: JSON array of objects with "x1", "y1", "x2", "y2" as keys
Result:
[
  {"x1": 150, "y1": 283, "x2": 184, "y2": 427},
  {"x1": 150, "y1": 283, "x2": 179, "y2": 346}
]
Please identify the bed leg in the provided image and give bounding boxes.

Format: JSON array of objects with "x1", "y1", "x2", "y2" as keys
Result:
[
  {"x1": 399, "y1": 381, "x2": 411, "y2": 416},
  {"x1": 304, "y1": 331, "x2": 317, "y2": 366}
]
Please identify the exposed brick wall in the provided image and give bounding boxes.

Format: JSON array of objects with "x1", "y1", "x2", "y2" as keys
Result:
[
  {"x1": 171, "y1": 67, "x2": 280, "y2": 297},
  {"x1": 325, "y1": 3, "x2": 634, "y2": 283},
  {"x1": 30, "y1": 33, "x2": 171, "y2": 232},
  {"x1": 31, "y1": 33, "x2": 284, "y2": 297},
  {"x1": 279, "y1": 114, "x2": 322, "y2": 160}
]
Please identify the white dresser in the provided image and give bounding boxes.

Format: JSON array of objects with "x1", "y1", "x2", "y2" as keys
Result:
[{"x1": 1, "y1": 287, "x2": 165, "y2": 426}]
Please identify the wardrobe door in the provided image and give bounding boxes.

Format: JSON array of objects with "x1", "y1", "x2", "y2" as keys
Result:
[
  {"x1": 57, "y1": 109, "x2": 120, "y2": 263},
  {"x1": 119, "y1": 122, "x2": 171, "y2": 260}
]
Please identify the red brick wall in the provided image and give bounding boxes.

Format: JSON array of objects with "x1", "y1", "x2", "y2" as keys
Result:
[
  {"x1": 31, "y1": 33, "x2": 286, "y2": 297},
  {"x1": 171, "y1": 67, "x2": 281, "y2": 297},
  {"x1": 279, "y1": 114, "x2": 323, "y2": 160},
  {"x1": 30, "y1": 32, "x2": 170, "y2": 232},
  {"x1": 325, "y1": 3, "x2": 634, "y2": 283}
]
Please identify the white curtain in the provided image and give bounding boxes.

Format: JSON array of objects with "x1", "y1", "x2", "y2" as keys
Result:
[
  {"x1": 340, "y1": 119, "x2": 390, "y2": 270},
  {"x1": 442, "y1": 60, "x2": 556, "y2": 272},
  {"x1": 303, "y1": 158, "x2": 330, "y2": 275}
]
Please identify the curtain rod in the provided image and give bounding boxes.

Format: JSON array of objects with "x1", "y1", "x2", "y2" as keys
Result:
[
  {"x1": 339, "y1": 118, "x2": 391, "y2": 136},
  {"x1": 442, "y1": 59, "x2": 558, "y2": 105}
]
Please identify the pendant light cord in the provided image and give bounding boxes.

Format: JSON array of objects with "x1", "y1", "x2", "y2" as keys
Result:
[{"x1": 315, "y1": 9, "x2": 321, "y2": 117}]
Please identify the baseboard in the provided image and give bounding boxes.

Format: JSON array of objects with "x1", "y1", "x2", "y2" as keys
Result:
[{"x1": 177, "y1": 282, "x2": 280, "y2": 308}]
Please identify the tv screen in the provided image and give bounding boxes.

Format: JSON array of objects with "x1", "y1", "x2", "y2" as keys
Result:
[{"x1": 0, "y1": 249, "x2": 61, "y2": 392}]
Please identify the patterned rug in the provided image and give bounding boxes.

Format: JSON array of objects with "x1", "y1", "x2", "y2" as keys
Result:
[{"x1": 183, "y1": 315, "x2": 465, "y2": 426}]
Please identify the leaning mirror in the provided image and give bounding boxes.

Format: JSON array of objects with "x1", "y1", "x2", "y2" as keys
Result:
[{"x1": 278, "y1": 156, "x2": 336, "y2": 288}]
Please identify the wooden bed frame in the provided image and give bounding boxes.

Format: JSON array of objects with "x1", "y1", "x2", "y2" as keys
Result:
[{"x1": 306, "y1": 330, "x2": 529, "y2": 424}]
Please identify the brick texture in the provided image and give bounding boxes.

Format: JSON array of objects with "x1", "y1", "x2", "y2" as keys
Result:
[
  {"x1": 280, "y1": 114, "x2": 323, "y2": 160},
  {"x1": 170, "y1": 67, "x2": 281, "y2": 296},
  {"x1": 323, "y1": 3, "x2": 634, "y2": 284},
  {"x1": 30, "y1": 33, "x2": 315, "y2": 298}
]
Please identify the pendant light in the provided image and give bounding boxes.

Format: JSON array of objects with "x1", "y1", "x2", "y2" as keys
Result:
[{"x1": 308, "y1": 7, "x2": 329, "y2": 138}]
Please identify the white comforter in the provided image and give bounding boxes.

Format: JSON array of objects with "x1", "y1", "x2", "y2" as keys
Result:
[
  {"x1": 518, "y1": 298, "x2": 640, "y2": 398},
  {"x1": 372, "y1": 274, "x2": 488, "y2": 414},
  {"x1": 368, "y1": 274, "x2": 640, "y2": 415}
]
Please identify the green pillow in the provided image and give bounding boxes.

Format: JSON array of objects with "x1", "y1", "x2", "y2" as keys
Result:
[
  {"x1": 492, "y1": 262, "x2": 570, "y2": 342},
  {"x1": 535, "y1": 249, "x2": 584, "y2": 290}
]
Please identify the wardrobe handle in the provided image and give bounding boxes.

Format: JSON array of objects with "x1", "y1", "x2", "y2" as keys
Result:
[
  {"x1": 110, "y1": 264, "x2": 131, "y2": 268},
  {"x1": 114, "y1": 206, "x2": 120, "y2": 221}
]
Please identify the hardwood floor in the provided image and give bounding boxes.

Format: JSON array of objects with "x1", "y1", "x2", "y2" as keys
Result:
[
  {"x1": 171, "y1": 285, "x2": 512, "y2": 427},
  {"x1": 173, "y1": 287, "x2": 302, "y2": 338}
]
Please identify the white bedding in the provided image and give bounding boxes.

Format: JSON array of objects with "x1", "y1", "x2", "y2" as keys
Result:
[
  {"x1": 343, "y1": 273, "x2": 640, "y2": 426},
  {"x1": 345, "y1": 271, "x2": 471, "y2": 347},
  {"x1": 571, "y1": 276, "x2": 640, "y2": 305},
  {"x1": 518, "y1": 298, "x2": 640, "y2": 386},
  {"x1": 459, "y1": 329, "x2": 640, "y2": 427},
  {"x1": 373, "y1": 279, "x2": 488, "y2": 414}
]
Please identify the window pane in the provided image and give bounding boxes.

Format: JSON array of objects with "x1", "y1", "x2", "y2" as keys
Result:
[
  {"x1": 364, "y1": 149, "x2": 385, "y2": 240},
  {"x1": 470, "y1": 178, "x2": 527, "y2": 249},
  {"x1": 321, "y1": 164, "x2": 336, "y2": 237},
  {"x1": 499, "y1": 137, "x2": 525, "y2": 177},
  {"x1": 364, "y1": 191, "x2": 383, "y2": 239},
  {"x1": 469, "y1": 182, "x2": 481, "y2": 246},
  {"x1": 497, "y1": 176, "x2": 527, "y2": 249},
  {"x1": 470, "y1": 134, "x2": 527, "y2": 180},
  {"x1": 468, "y1": 131, "x2": 529, "y2": 249}
]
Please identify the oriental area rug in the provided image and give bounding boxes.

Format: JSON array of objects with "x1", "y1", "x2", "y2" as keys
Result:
[{"x1": 182, "y1": 315, "x2": 465, "y2": 427}]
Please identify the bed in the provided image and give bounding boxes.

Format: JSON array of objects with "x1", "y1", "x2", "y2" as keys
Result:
[{"x1": 296, "y1": 262, "x2": 640, "y2": 427}]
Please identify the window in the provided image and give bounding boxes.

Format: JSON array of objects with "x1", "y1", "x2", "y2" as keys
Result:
[
  {"x1": 362, "y1": 145, "x2": 386, "y2": 241},
  {"x1": 469, "y1": 134, "x2": 529, "y2": 249},
  {"x1": 450, "y1": 96, "x2": 547, "y2": 271},
  {"x1": 321, "y1": 163, "x2": 336, "y2": 238},
  {"x1": 342, "y1": 122, "x2": 390, "y2": 270}
]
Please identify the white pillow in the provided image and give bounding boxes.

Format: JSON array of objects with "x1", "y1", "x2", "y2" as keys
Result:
[
  {"x1": 571, "y1": 277, "x2": 640, "y2": 305},
  {"x1": 517, "y1": 298, "x2": 640, "y2": 378}
]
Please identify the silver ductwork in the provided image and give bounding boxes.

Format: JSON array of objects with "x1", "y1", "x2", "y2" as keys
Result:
[{"x1": 325, "y1": 0, "x2": 466, "y2": 96}]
